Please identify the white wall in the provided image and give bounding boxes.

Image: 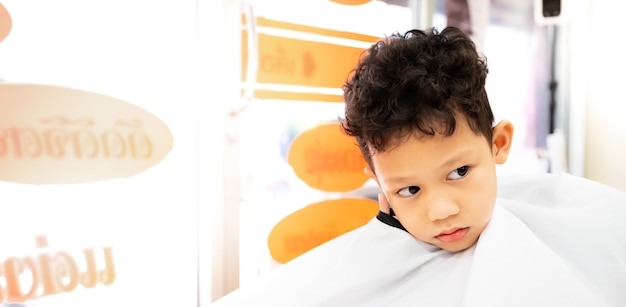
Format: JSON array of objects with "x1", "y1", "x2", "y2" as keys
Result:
[
  {"x1": 584, "y1": 1, "x2": 626, "y2": 192},
  {"x1": 567, "y1": 0, "x2": 626, "y2": 192},
  {"x1": 0, "y1": 0, "x2": 235, "y2": 305}
]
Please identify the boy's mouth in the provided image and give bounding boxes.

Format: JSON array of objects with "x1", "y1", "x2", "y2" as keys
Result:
[{"x1": 436, "y1": 227, "x2": 469, "y2": 243}]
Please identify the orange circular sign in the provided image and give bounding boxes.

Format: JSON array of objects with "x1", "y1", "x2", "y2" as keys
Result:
[
  {"x1": 267, "y1": 198, "x2": 378, "y2": 264},
  {"x1": 0, "y1": 3, "x2": 11, "y2": 43},
  {"x1": 287, "y1": 123, "x2": 369, "y2": 192}
]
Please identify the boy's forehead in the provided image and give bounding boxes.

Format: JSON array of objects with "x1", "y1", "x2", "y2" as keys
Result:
[
  {"x1": 366, "y1": 129, "x2": 438, "y2": 155},
  {"x1": 365, "y1": 114, "x2": 481, "y2": 155},
  {"x1": 367, "y1": 118, "x2": 483, "y2": 159}
]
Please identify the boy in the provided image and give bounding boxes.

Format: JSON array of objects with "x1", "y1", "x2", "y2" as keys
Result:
[
  {"x1": 211, "y1": 27, "x2": 626, "y2": 306},
  {"x1": 342, "y1": 26, "x2": 511, "y2": 253}
]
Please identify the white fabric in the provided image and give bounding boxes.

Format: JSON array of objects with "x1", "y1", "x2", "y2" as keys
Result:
[
  {"x1": 463, "y1": 205, "x2": 604, "y2": 307},
  {"x1": 211, "y1": 173, "x2": 626, "y2": 306},
  {"x1": 497, "y1": 173, "x2": 626, "y2": 306}
]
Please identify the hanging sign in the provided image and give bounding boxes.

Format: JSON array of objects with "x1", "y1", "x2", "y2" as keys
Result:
[
  {"x1": 241, "y1": 15, "x2": 379, "y2": 102},
  {"x1": 267, "y1": 198, "x2": 378, "y2": 264},
  {"x1": 328, "y1": 0, "x2": 373, "y2": 5},
  {"x1": 287, "y1": 122, "x2": 369, "y2": 192},
  {"x1": 242, "y1": 32, "x2": 365, "y2": 89},
  {"x1": 0, "y1": 83, "x2": 174, "y2": 184},
  {"x1": 0, "y1": 3, "x2": 11, "y2": 43}
]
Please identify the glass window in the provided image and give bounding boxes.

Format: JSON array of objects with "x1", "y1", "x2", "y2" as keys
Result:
[{"x1": 238, "y1": 0, "x2": 414, "y2": 286}]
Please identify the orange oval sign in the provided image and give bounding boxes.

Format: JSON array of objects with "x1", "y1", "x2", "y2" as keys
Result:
[
  {"x1": 0, "y1": 83, "x2": 174, "y2": 184},
  {"x1": 268, "y1": 198, "x2": 378, "y2": 264},
  {"x1": 328, "y1": 0, "x2": 372, "y2": 5},
  {"x1": 0, "y1": 3, "x2": 11, "y2": 43},
  {"x1": 287, "y1": 123, "x2": 368, "y2": 192}
]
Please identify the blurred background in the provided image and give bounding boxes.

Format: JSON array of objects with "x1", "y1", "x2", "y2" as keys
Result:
[{"x1": 1, "y1": 0, "x2": 625, "y2": 306}]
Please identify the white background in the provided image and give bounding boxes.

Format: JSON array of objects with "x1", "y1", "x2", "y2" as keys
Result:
[{"x1": 0, "y1": 1, "x2": 206, "y2": 306}]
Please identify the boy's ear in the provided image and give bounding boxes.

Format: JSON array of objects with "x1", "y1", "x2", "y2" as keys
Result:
[
  {"x1": 364, "y1": 167, "x2": 379, "y2": 185},
  {"x1": 492, "y1": 120, "x2": 514, "y2": 164}
]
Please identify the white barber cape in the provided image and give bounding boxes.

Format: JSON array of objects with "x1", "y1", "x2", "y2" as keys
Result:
[{"x1": 211, "y1": 173, "x2": 626, "y2": 306}]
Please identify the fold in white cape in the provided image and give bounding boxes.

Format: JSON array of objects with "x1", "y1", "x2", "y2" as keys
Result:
[{"x1": 211, "y1": 173, "x2": 626, "y2": 306}]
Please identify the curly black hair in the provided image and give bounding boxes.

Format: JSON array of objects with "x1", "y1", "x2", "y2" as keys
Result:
[{"x1": 341, "y1": 26, "x2": 494, "y2": 170}]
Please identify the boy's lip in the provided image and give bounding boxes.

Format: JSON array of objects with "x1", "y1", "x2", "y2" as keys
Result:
[{"x1": 435, "y1": 227, "x2": 469, "y2": 243}]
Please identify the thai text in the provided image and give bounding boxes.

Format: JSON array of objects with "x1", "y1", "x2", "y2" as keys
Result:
[
  {"x1": 284, "y1": 223, "x2": 337, "y2": 255},
  {"x1": 0, "y1": 234, "x2": 116, "y2": 304},
  {"x1": 304, "y1": 146, "x2": 363, "y2": 174},
  {"x1": 0, "y1": 116, "x2": 153, "y2": 160}
]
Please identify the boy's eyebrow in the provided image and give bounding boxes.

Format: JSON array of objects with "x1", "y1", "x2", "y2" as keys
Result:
[
  {"x1": 383, "y1": 149, "x2": 475, "y2": 184},
  {"x1": 440, "y1": 149, "x2": 474, "y2": 169}
]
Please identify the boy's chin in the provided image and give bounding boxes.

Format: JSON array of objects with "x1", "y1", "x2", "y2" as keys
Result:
[{"x1": 437, "y1": 238, "x2": 478, "y2": 253}]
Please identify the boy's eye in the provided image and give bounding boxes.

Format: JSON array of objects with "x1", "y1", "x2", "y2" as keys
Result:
[
  {"x1": 447, "y1": 166, "x2": 470, "y2": 180},
  {"x1": 397, "y1": 185, "x2": 420, "y2": 197}
]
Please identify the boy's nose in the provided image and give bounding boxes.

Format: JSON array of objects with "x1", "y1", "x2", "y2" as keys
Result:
[{"x1": 424, "y1": 192, "x2": 460, "y2": 221}]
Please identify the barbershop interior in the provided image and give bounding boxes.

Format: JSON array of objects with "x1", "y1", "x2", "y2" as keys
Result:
[{"x1": 1, "y1": 0, "x2": 625, "y2": 306}]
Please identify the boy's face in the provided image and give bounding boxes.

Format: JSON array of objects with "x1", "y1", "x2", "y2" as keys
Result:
[{"x1": 366, "y1": 118, "x2": 513, "y2": 252}]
